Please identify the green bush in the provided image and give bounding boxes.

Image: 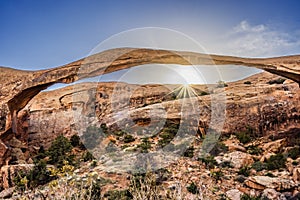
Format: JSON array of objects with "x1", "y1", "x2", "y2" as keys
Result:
[
  {"x1": 210, "y1": 170, "x2": 223, "y2": 181},
  {"x1": 251, "y1": 161, "x2": 267, "y2": 172},
  {"x1": 287, "y1": 146, "x2": 300, "y2": 160},
  {"x1": 137, "y1": 137, "x2": 151, "y2": 153},
  {"x1": 265, "y1": 172, "x2": 275, "y2": 177},
  {"x1": 186, "y1": 182, "x2": 198, "y2": 194},
  {"x1": 124, "y1": 134, "x2": 135, "y2": 143},
  {"x1": 210, "y1": 142, "x2": 228, "y2": 156},
  {"x1": 199, "y1": 156, "x2": 218, "y2": 169},
  {"x1": 100, "y1": 123, "x2": 108, "y2": 134},
  {"x1": 235, "y1": 126, "x2": 258, "y2": 144},
  {"x1": 47, "y1": 135, "x2": 73, "y2": 167},
  {"x1": 83, "y1": 151, "x2": 95, "y2": 162},
  {"x1": 183, "y1": 146, "x2": 194, "y2": 158},
  {"x1": 14, "y1": 160, "x2": 54, "y2": 190},
  {"x1": 236, "y1": 132, "x2": 251, "y2": 144},
  {"x1": 267, "y1": 78, "x2": 286, "y2": 84},
  {"x1": 247, "y1": 145, "x2": 263, "y2": 155},
  {"x1": 199, "y1": 91, "x2": 209, "y2": 96},
  {"x1": 70, "y1": 134, "x2": 81, "y2": 147},
  {"x1": 238, "y1": 166, "x2": 251, "y2": 177},
  {"x1": 265, "y1": 153, "x2": 286, "y2": 170}
]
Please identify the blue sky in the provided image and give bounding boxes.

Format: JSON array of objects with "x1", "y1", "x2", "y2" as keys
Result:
[{"x1": 1, "y1": 0, "x2": 300, "y2": 85}]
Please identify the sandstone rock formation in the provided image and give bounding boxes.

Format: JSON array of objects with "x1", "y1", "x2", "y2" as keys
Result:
[
  {"x1": 0, "y1": 48, "x2": 300, "y2": 166},
  {"x1": 0, "y1": 71, "x2": 296, "y2": 169}
]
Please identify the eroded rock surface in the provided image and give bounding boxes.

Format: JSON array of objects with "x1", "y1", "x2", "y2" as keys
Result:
[{"x1": 0, "y1": 48, "x2": 300, "y2": 165}]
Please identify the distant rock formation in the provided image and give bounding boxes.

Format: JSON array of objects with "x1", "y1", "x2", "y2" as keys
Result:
[{"x1": 0, "y1": 48, "x2": 300, "y2": 165}]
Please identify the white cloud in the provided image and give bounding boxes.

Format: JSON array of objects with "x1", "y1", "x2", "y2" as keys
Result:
[{"x1": 209, "y1": 20, "x2": 300, "y2": 57}]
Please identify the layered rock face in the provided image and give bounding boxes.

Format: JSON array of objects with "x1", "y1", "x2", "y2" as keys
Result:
[
  {"x1": 0, "y1": 48, "x2": 300, "y2": 166},
  {"x1": 2, "y1": 71, "x2": 297, "y2": 167}
]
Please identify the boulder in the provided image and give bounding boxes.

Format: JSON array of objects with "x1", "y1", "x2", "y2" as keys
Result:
[
  {"x1": 262, "y1": 139, "x2": 286, "y2": 153},
  {"x1": 0, "y1": 187, "x2": 14, "y2": 199},
  {"x1": 261, "y1": 188, "x2": 282, "y2": 200},
  {"x1": 292, "y1": 168, "x2": 300, "y2": 182},
  {"x1": 226, "y1": 189, "x2": 243, "y2": 200},
  {"x1": 216, "y1": 151, "x2": 254, "y2": 169},
  {"x1": 245, "y1": 176, "x2": 298, "y2": 191}
]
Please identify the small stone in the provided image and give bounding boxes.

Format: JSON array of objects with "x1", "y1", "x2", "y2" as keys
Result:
[{"x1": 0, "y1": 187, "x2": 15, "y2": 199}]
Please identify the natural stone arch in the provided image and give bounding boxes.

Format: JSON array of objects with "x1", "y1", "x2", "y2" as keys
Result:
[{"x1": 0, "y1": 47, "x2": 299, "y2": 164}]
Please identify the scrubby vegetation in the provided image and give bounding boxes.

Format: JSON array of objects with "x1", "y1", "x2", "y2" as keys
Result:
[
  {"x1": 265, "y1": 153, "x2": 286, "y2": 170},
  {"x1": 186, "y1": 182, "x2": 198, "y2": 194},
  {"x1": 209, "y1": 141, "x2": 228, "y2": 156},
  {"x1": 235, "y1": 126, "x2": 258, "y2": 144},
  {"x1": 47, "y1": 135, "x2": 74, "y2": 167},
  {"x1": 183, "y1": 146, "x2": 194, "y2": 158},
  {"x1": 14, "y1": 135, "x2": 92, "y2": 191},
  {"x1": 287, "y1": 146, "x2": 300, "y2": 160},
  {"x1": 251, "y1": 153, "x2": 287, "y2": 171},
  {"x1": 199, "y1": 156, "x2": 218, "y2": 169},
  {"x1": 238, "y1": 166, "x2": 251, "y2": 177},
  {"x1": 247, "y1": 145, "x2": 263, "y2": 155},
  {"x1": 267, "y1": 78, "x2": 286, "y2": 84}
]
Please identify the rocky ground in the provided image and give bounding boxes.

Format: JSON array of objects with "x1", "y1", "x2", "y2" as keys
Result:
[{"x1": 0, "y1": 71, "x2": 299, "y2": 199}]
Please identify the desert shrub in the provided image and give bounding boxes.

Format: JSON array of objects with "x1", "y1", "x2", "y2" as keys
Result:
[
  {"x1": 183, "y1": 146, "x2": 194, "y2": 158},
  {"x1": 112, "y1": 130, "x2": 126, "y2": 137},
  {"x1": 244, "y1": 81, "x2": 252, "y2": 85},
  {"x1": 236, "y1": 132, "x2": 251, "y2": 144},
  {"x1": 220, "y1": 161, "x2": 232, "y2": 168},
  {"x1": 265, "y1": 172, "x2": 275, "y2": 177},
  {"x1": 137, "y1": 137, "x2": 152, "y2": 153},
  {"x1": 83, "y1": 151, "x2": 95, "y2": 162},
  {"x1": 251, "y1": 161, "x2": 267, "y2": 172},
  {"x1": 265, "y1": 153, "x2": 286, "y2": 170},
  {"x1": 199, "y1": 91, "x2": 209, "y2": 96},
  {"x1": 210, "y1": 170, "x2": 223, "y2": 181},
  {"x1": 35, "y1": 146, "x2": 46, "y2": 160},
  {"x1": 186, "y1": 182, "x2": 198, "y2": 194},
  {"x1": 70, "y1": 134, "x2": 81, "y2": 147},
  {"x1": 158, "y1": 120, "x2": 179, "y2": 147},
  {"x1": 247, "y1": 145, "x2": 263, "y2": 155},
  {"x1": 124, "y1": 134, "x2": 135, "y2": 143},
  {"x1": 26, "y1": 160, "x2": 55, "y2": 188},
  {"x1": 292, "y1": 161, "x2": 299, "y2": 166},
  {"x1": 210, "y1": 142, "x2": 228, "y2": 156},
  {"x1": 267, "y1": 78, "x2": 286, "y2": 84},
  {"x1": 235, "y1": 126, "x2": 257, "y2": 144},
  {"x1": 238, "y1": 166, "x2": 251, "y2": 177},
  {"x1": 129, "y1": 172, "x2": 159, "y2": 199},
  {"x1": 287, "y1": 146, "x2": 300, "y2": 160},
  {"x1": 199, "y1": 156, "x2": 218, "y2": 169},
  {"x1": 100, "y1": 123, "x2": 108, "y2": 134},
  {"x1": 14, "y1": 171, "x2": 29, "y2": 191},
  {"x1": 47, "y1": 135, "x2": 73, "y2": 167},
  {"x1": 86, "y1": 179, "x2": 102, "y2": 200},
  {"x1": 104, "y1": 189, "x2": 133, "y2": 200},
  {"x1": 235, "y1": 175, "x2": 246, "y2": 183}
]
